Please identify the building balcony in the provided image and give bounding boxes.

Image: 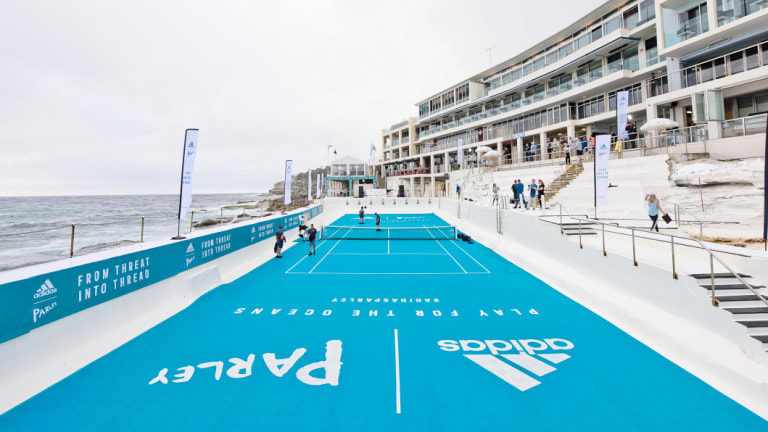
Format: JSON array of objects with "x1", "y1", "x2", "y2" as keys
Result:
[
  {"x1": 417, "y1": 63, "x2": 662, "y2": 143},
  {"x1": 648, "y1": 40, "x2": 768, "y2": 99},
  {"x1": 660, "y1": 0, "x2": 768, "y2": 58}
]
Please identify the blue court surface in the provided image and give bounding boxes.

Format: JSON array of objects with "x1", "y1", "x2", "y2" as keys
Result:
[{"x1": 1, "y1": 213, "x2": 766, "y2": 430}]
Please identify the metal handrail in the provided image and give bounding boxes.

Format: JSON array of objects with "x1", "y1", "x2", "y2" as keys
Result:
[
  {"x1": 691, "y1": 236, "x2": 768, "y2": 307},
  {"x1": 549, "y1": 202, "x2": 768, "y2": 307}
]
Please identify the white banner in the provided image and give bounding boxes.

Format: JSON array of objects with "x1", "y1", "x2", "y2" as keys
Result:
[
  {"x1": 457, "y1": 138, "x2": 463, "y2": 167},
  {"x1": 316, "y1": 173, "x2": 321, "y2": 199},
  {"x1": 595, "y1": 135, "x2": 610, "y2": 207},
  {"x1": 284, "y1": 160, "x2": 293, "y2": 205},
  {"x1": 178, "y1": 129, "x2": 199, "y2": 220},
  {"x1": 307, "y1": 171, "x2": 312, "y2": 202},
  {"x1": 616, "y1": 90, "x2": 629, "y2": 140}
]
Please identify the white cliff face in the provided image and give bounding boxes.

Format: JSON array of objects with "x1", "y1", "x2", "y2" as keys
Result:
[{"x1": 453, "y1": 155, "x2": 766, "y2": 244}]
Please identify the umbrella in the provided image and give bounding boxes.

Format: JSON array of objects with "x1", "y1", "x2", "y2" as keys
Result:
[
  {"x1": 482, "y1": 150, "x2": 501, "y2": 157},
  {"x1": 476, "y1": 146, "x2": 493, "y2": 154},
  {"x1": 640, "y1": 118, "x2": 678, "y2": 132}
]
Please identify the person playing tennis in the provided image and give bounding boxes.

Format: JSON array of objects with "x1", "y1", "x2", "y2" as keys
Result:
[
  {"x1": 375, "y1": 212, "x2": 381, "y2": 231},
  {"x1": 307, "y1": 224, "x2": 317, "y2": 256},
  {"x1": 359, "y1": 207, "x2": 365, "y2": 224},
  {"x1": 274, "y1": 225, "x2": 286, "y2": 259}
]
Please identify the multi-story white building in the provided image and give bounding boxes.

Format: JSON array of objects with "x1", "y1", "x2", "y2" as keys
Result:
[{"x1": 374, "y1": 0, "x2": 768, "y2": 197}]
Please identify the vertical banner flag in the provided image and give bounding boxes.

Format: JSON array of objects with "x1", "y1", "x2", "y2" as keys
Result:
[
  {"x1": 457, "y1": 138, "x2": 463, "y2": 167},
  {"x1": 178, "y1": 129, "x2": 199, "y2": 220},
  {"x1": 316, "y1": 173, "x2": 321, "y2": 199},
  {"x1": 284, "y1": 160, "x2": 293, "y2": 205},
  {"x1": 617, "y1": 90, "x2": 629, "y2": 140},
  {"x1": 594, "y1": 135, "x2": 611, "y2": 207},
  {"x1": 307, "y1": 170, "x2": 312, "y2": 202},
  {"x1": 321, "y1": 173, "x2": 325, "y2": 196}
]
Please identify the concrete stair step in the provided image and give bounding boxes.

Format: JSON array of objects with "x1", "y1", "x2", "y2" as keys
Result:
[
  {"x1": 715, "y1": 293, "x2": 766, "y2": 302},
  {"x1": 698, "y1": 284, "x2": 766, "y2": 290},
  {"x1": 747, "y1": 327, "x2": 768, "y2": 337},
  {"x1": 690, "y1": 272, "x2": 751, "y2": 279},
  {"x1": 723, "y1": 301, "x2": 768, "y2": 314}
]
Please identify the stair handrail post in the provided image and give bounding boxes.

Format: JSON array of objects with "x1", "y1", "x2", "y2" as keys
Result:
[
  {"x1": 578, "y1": 219, "x2": 583, "y2": 249},
  {"x1": 631, "y1": 228, "x2": 637, "y2": 266},
  {"x1": 559, "y1": 204, "x2": 563, "y2": 235},
  {"x1": 710, "y1": 254, "x2": 718, "y2": 306},
  {"x1": 602, "y1": 223, "x2": 606, "y2": 256},
  {"x1": 671, "y1": 235, "x2": 678, "y2": 279},
  {"x1": 140, "y1": 217, "x2": 145, "y2": 243}
]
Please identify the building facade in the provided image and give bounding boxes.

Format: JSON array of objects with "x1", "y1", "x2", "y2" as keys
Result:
[
  {"x1": 376, "y1": 0, "x2": 768, "y2": 197},
  {"x1": 326, "y1": 155, "x2": 376, "y2": 197}
]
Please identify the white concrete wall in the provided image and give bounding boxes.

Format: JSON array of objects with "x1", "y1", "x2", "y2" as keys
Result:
[{"x1": 437, "y1": 198, "x2": 768, "y2": 419}]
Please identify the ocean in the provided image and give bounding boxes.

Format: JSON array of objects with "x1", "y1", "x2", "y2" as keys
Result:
[{"x1": 0, "y1": 193, "x2": 274, "y2": 272}]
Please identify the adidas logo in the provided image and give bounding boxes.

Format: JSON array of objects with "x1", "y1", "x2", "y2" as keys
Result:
[
  {"x1": 186, "y1": 243, "x2": 195, "y2": 254},
  {"x1": 439, "y1": 338, "x2": 573, "y2": 391},
  {"x1": 33, "y1": 279, "x2": 57, "y2": 299},
  {"x1": 251, "y1": 227, "x2": 256, "y2": 234}
]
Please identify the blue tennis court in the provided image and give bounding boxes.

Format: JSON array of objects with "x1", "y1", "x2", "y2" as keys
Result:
[{"x1": 1, "y1": 212, "x2": 766, "y2": 430}]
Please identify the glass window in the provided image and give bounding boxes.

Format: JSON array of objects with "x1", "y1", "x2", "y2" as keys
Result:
[
  {"x1": 623, "y1": 45, "x2": 639, "y2": 71},
  {"x1": 623, "y1": 6, "x2": 639, "y2": 29},
  {"x1": 645, "y1": 37, "x2": 658, "y2": 64},
  {"x1": 591, "y1": 26, "x2": 603, "y2": 42},
  {"x1": 546, "y1": 50, "x2": 558, "y2": 65},
  {"x1": 729, "y1": 51, "x2": 744, "y2": 74},
  {"x1": 501, "y1": 72, "x2": 512, "y2": 85},
  {"x1": 714, "y1": 57, "x2": 726, "y2": 78},
  {"x1": 560, "y1": 74, "x2": 572, "y2": 92},
  {"x1": 683, "y1": 67, "x2": 697, "y2": 87},
  {"x1": 523, "y1": 62, "x2": 534, "y2": 75},
  {"x1": 534, "y1": 56, "x2": 545, "y2": 71},
  {"x1": 746, "y1": 46, "x2": 759, "y2": 70},
  {"x1": 701, "y1": 3, "x2": 709, "y2": 32},
  {"x1": 559, "y1": 41, "x2": 574, "y2": 58},
  {"x1": 607, "y1": 52, "x2": 622, "y2": 73},
  {"x1": 762, "y1": 43, "x2": 768, "y2": 67},
  {"x1": 561, "y1": 105, "x2": 568, "y2": 121},
  {"x1": 604, "y1": 15, "x2": 620, "y2": 33},
  {"x1": 756, "y1": 94, "x2": 768, "y2": 113},
  {"x1": 609, "y1": 92, "x2": 617, "y2": 111},
  {"x1": 511, "y1": 68, "x2": 521, "y2": 81},
  {"x1": 589, "y1": 62, "x2": 603, "y2": 81},
  {"x1": 576, "y1": 31, "x2": 590, "y2": 50},
  {"x1": 737, "y1": 95, "x2": 753, "y2": 117},
  {"x1": 639, "y1": 0, "x2": 655, "y2": 23},
  {"x1": 576, "y1": 67, "x2": 588, "y2": 86}
]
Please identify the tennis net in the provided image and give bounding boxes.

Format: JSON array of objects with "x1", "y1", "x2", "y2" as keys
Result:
[{"x1": 321, "y1": 225, "x2": 457, "y2": 240}]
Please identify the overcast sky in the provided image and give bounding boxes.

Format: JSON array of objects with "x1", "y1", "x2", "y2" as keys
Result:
[{"x1": 0, "y1": 0, "x2": 604, "y2": 196}]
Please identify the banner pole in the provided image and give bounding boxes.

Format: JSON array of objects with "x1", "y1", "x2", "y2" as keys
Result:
[
  {"x1": 593, "y1": 152, "x2": 597, "y2": 220},
  {"x1": 173, "y1": 130, "x2": 189, "y2": 240}
]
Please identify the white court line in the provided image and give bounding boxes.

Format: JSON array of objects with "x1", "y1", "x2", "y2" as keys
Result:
[
  {"x1": 308, "y1": 227, "x2": 352, "y2": 273},
  {"x1": 394, "y1": 328, "x2": 401, "y2": 414},
  {"x1": 285, "y1": 240, "x2": 327, "y2": 274},
  {"x1": 425, "y1": 225, "x2": 466, "y2": 274},
  {"x1": 330, "y1": 253, "x2": 444, "y2": 255},
  {"x1": 288, "y1": 272, "x2": 488, "y2": 275},
  {"x1": 434, "y1": 224, "x2": 491, "y2": 274}
]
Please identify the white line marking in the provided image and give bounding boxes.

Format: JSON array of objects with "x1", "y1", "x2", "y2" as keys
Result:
[
  {"x1": 434, "y1": 224, "x2": 491, "y2": 274},
  {"x1": 285, "y1": 240, "x2": 327, "y2": 274},
  {"x1": 394, "y1": 328, "x2": 401, "y2": 414},
  {"x1": 425, "y1": 225, "x2": 466, "y2": 274},
  {"x1": 286, "y1": 272, "x2": 489, "y2": 275},
  {"x1": 33, "y1": 296, "x2": 56, "y2": 305},
  {"x1": 330, "y1": 253, "x2": 445, "y2": 255},
  {"x1": 308, "y1": 227, "x2": 352, "y2": 273}
]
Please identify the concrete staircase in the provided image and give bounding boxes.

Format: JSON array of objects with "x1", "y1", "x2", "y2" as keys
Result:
[
  {"x1": 689, "y1": 272, "x2": 768, "y2": 352},
  {"x1": 547, "y1": 163, "x2": 584, "y2": 201}
]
